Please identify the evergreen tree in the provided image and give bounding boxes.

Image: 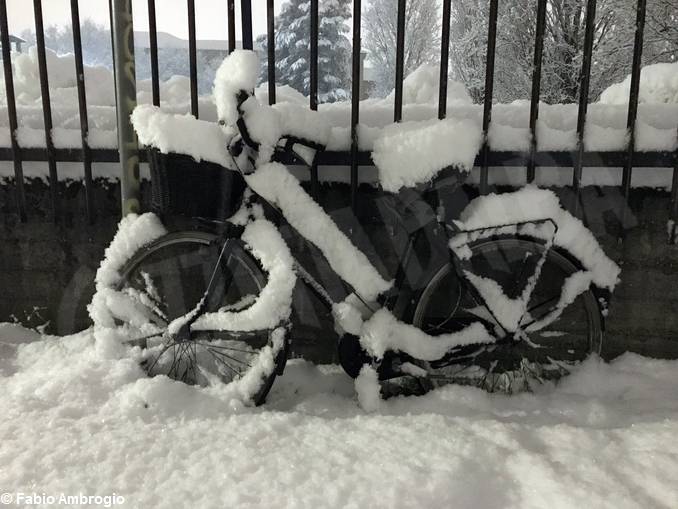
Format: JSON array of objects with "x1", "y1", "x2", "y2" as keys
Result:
[{"x1": 257, "y1": 0, "x2": 351, "y2": 102}]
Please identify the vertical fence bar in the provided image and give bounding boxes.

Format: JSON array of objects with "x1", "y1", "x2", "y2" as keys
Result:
[
  {"x1": 241, "y1": 0, "x2": 253, "y2": 50},
  {"x1": 267, "y1": 0, "x2": 276, "y2": 105},
  {"x1": 309, "y1": 0, "x2": 319, "y2": 196},
  {"x1": 621, "y1": 0, "x2": 646, "y2": 199},
  {"x1": 33, "y1": 0, "x2": 59, "y2": 221},
  {"x1": 187, "y1": 0, "x2": 198, "y2": 117},
  {"x1": 438, "y1": 0, "x2": 451, "y2": 120},
  {"x1": 70, "y1": 0, "x2": 94, "y2": 223},
  {"x1": 147, "y1": 0, "x2": 160, "y2": 106},
  {"x1": 670, "y1": 151, "x2": 678, "y2": 243},
  {"x1": 350, "y1": 0, "x2": 362, "y2": 210},
  {"x1": 111, "y1": 0, "x2": 140, "y2": 216},
  {"x1": 393, "y1": 0, "x2": 406, "y2": 122},
  {"x1": 0, "y1": 0, "x2": 26, "y2": 221},
  {"x1": 108, "y1": 0, "x2": 118, "y2": 106},
  {"x1": 527, "y1": 0, "x2": 547, "y2": 184},
  {"x1": 479, "y1": 0, "x2": 498, "y2": 195},
  {"x1": 572, "y1": 0, "x2": 597, "y2": 216},
  {"x1": 310, "y1": 0, "x2": 318, "y2": 110},
  {"x1": 227, "y1": 0, "x2": 236, "y2": 52}
]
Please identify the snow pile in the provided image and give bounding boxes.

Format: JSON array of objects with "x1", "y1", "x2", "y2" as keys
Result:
[
  {"x1": 88, "y1": 213, "x2": 167, "y2": 329},
  {"x1": 359, "y1": 308, "x2": 493, "y2": 360},
  {"x1": 9, "y1": 46, "x2": 115, "y2": 107},
  {"x1": 245, "y1": 162, "x2": 392, "y2": 301},
  {"x1": 131, "y1": 105, "x2": 234, "y2": 167},
  {"x1": 273, "y1": 101, "x2": 331, "y2": 147},
  {"x1": 0, "y1": 47, "x2": 215, "y2": 152},
  {"x1": 1, "y1": 47, "x2": 677, "y2": 164},
  {"x1": 193, "y1": 219, "x2": 296, "y2": 331},
  {"x1": 255, "y1": 83, "x2": 308, "y2": 105},
  {"x1": 213, "y1": 49, "x2": 260, "y2": 125},
  {"x1": 382, "y1": 63, "x2": 472, "y2": 106},
  {"x1": 1, "y1": 323, "x2": 678, "y2": 508},
  {"x1": 371, "y1": 118, "x2": 483, "y2": 192},
  {"x1": 92, "y1": 213, "x2": 167, "y2": 292},
  {"x1": 599, "y1": 62, "x2": 678, "y2": 105},
  {"x1": 456, "y1": 186, "x2": 621, "y2": 290},
  {"x1": 354, "y1": 364, "x2": 382, "y2": 412}
]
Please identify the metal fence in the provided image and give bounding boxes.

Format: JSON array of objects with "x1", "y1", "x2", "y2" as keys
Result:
[{"x1": 1, "y1": 0, "x2": 677, "y2": 239}]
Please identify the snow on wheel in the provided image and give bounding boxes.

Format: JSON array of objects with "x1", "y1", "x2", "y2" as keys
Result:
[
  {"x1": 89, "y1": 215, "x2": 293, "y2": 405},
  {"x1": 401, "y1": 237, "x2": 603, "y2": 393}
]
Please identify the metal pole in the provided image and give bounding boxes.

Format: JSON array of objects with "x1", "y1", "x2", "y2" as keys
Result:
[
  {"x1": 670, "y1": 157, "x2": 678, "y2": 244},
  {"x1": 438, "y1": 0, "x2": 451, "y2": 120},
  {"x1": 187, "y1": 0, "x2": 198, "y2": 118},
  {"x1": 393, "y1": 0, "x2": 406, "y2": 122},
  {"x1": 350, "y1": 0, "x2": 362, "y2": 211},
  {"x1": 479, "y1": 0, "x2": 498, "y2": 195},
  {"x1": 147, "y1": 0, "x2": 160, "y2": 106},
  {"x1": 0, "y1": 0, "x2": 26, "y2": 221},
  {"x1": 268, "y1": 0, "x2": 277, "y2": 105},
  {"x1": 617, "y1": 0, "x2": 647, "y2": 241},
  {"x1": 241, "y1": 0, "x2": 253, "y2": 50},
  {"x1": 227, "y1": 0, "x2": 236, "y2": 52},
  {"x1": 572, "y1": 0, "x2": 597, "y2": 216},
  {"x1": 71, "y1": 0, "x2": 95, "y2": 223},
  {"x1": 621, "y1": 0, "x2": 646, "y2": 198},
  {"x1": 527, "y1": 0, "x2": 547, "y2": 183},
  {"x1": 111, "y1": 0, "x2": 140, "y2": 216},
  {"x1": 34, "y1": 0, "x2": 59, "y2": 221},
  {"x1": 309, "y1": 0, "x2": 319, "y2": 197}
]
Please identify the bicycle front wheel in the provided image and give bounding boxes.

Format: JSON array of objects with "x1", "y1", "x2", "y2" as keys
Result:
[
  {"x1": 108, "y1": 231, "x2": 287, "y2": 405},
  {"x1": 404, "y1": 237, "x2": 603, "y2": 393}
]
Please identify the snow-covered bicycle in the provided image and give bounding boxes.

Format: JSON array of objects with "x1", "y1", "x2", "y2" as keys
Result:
[{"x1": 89, "y1": 51, "x2": 619, "y2": 405}]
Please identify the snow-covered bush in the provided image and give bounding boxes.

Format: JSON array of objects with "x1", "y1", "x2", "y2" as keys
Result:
[
  {"x1": 383, "y1": 63, "x2": 472, "y2": 106},
  {"x1": 599, "y1": 62, "x2": 678, "y2": 104}
]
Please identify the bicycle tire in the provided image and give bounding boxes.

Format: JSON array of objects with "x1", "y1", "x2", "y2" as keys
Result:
[
  {"x1": 110, "y1": 231, "x2": 287, "y2": 405},
  {"x1": 391, "y1": 236, "x2": 603, "y2": 393}
]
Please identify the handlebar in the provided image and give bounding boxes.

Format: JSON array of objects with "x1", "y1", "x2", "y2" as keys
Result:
[{"x1": 232, "y1": 89, "x2": 326, "y2": 162}]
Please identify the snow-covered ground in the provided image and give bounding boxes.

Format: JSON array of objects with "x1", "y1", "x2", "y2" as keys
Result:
[{"x1": 1, "y1": 322, "x2": 677, "y2": 508}]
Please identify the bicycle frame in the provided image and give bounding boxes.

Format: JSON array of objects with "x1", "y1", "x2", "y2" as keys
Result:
[{"x1": 184, "y1": 173, "x2": 560, "y2": 358}]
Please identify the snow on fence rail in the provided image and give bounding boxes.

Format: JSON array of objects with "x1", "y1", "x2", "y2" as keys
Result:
[{"x1": 0, "y1": 0, "x2": 677, "y2": 237}]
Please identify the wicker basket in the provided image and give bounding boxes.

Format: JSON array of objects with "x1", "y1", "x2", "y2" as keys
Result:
[{"x1": 148, "y1": 149, "x2": 246, "y2": 220}]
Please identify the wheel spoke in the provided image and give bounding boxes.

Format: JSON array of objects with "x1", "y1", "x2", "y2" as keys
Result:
[
  {"x1": 166, "y1": 343, "x2": 182, "y2": 378},
  {"x1": 206, "y1": 348, "x2": 242, "y2": 377},
  {"x1": 146, "y1": 340, "x2": 176, "y2": 375},
  {"x1": 207, "y1": 346, "x2": 251, "y2": 367},
  {"x1": 194, "y1": 341, "x2": 256, "y2": 355},
  {"x1": 122, "y1": 287, "x2": 168, "y2": 326}
]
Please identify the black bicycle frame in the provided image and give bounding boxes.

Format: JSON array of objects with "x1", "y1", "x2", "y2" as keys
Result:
[{"x1": 191, "y1": 179, "x2": 559, "y2": 349}]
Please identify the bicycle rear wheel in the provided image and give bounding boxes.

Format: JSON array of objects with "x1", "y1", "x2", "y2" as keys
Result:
[
  {"x1": 108, "y1": 231, "x2": 287, "y2": 405},
  {"x1": 400, "y1": 237, "x2": 602, "y2": 393}
]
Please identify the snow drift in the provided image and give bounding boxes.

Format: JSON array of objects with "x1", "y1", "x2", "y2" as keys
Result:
[
  {"x1": 1, "y1": 47, "x2": 676, "y2": 162},
  {"x1": 599, "y1": 62, "x2": 678, "y2": 105},
  {"x1": 1, "y1": 322, "x2": 677, "y2": 508}
]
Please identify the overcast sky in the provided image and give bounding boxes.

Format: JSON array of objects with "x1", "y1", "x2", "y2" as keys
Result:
[{"x1": 6, "y1": 0, "x2": 281, "y2": 41}]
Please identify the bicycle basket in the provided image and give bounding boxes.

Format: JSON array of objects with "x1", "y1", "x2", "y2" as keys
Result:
[{"x1": 148, "y1": 148, "x2": 246, "y2": 220}]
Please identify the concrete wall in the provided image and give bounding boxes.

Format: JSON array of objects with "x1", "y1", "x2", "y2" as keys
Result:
[{"x1": 1, "y1": 178, "x2": 677, "y2": 362}]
